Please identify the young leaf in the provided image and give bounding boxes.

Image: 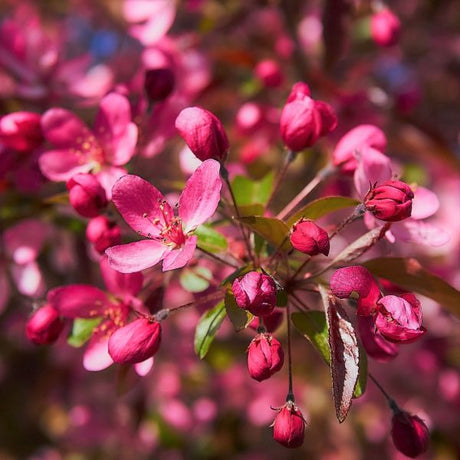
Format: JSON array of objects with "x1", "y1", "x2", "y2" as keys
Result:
[
  {"x1": 319, "y1": 285, "x2": 359, "y2": 423},
  {"x1": 225, "y1": 291, "x2": 252, "y2": 331},
  {"x1": 195, "y1": 225, "x2": 228, "y2": 253},
  {"x1": 364, "y1": 257, "x2": 460, "y2": 318},
  {"x1": 67, "y1": 317, "x2": 102, "y2": 347},
  {"x1": 194, "y1": 301, "x2": 226, "y2": 359},
  {"x1": 180, "y1": 266, "x2": 213, "y2": 293},
  {"x1": 232, "y1": 171, "x2": 274, "y2": 206},
  {"x1": 287, "y1": 196, "x2": 360, "y2": 227},
  {"x1": 238, "y1": 216, "x2": 291, "y2": 249}
]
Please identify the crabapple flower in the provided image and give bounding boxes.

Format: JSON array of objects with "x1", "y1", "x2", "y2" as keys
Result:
[
  {"x1": 290, "y1": 219, "x2": 330, "y2": 256},
  {"x1": 280, "y1": 82, "x2": 337, "y2": 152},
  {"x1": 144, "y1": 67, "x2": 175, "y2": 102},
  {"x1": 391, "y1": 410, "x2": 429, "y2": 458},
  {"x1": 106, "y1": 159, "x2": 222, "y2": 272},
  {"x1": 0, "y1": 112, "x2": 43, "y2": 152},
  {"x1": 175, "y1": 107, "x2": 229, "y2": 162},
  {"x1": 371, "y1": 9, "x2": 401, "y2": 47},
  {"x1": 39, "y1": 92, "x2": 138, "y2": 198},
  {"x1": 67, "y1": 173, "x2": 108, "y2": 218},
  {"x1": 232, "y1": 271, "x2": 277, "y2": 317},
  {"x1": 376, "y1": 294, "x2": 426, "y2": 343},
  {"x1": 108, "y1": 318, "x2": 161, "y2": 364},
  {"x1": 247, "y1": 333, "x2": 284, "y2": 381},
  {"x1": 364, "y1": 180, "x2": 414, "y2": 222},
  {"x1": 272, "y1": 400, "x2": 306, "y2": 448},
  {"x1": 25, "y1": 305, "x2": 64, "y2": 345}
]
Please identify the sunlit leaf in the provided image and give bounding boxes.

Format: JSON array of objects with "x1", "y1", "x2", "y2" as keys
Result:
[
  {"x1": 67, "y1": 317, "x2": 102, "y2": 348},
  {"x1": 180, "y1": 266, "x2": 213, "y2": 293},
  {"x1": 364, "y1": 257, "x2": 460, "y2": 318},
  {"x1": 238, "y1": 216, "x2": 290, "y2": 249},
  {"x1": 287, "y1": 196, "x2": 360, "y2": 227},
  {"x1": 232, "y1": 172, "x2": 274, "y2": 206},
  {"x1": 225, "y1": 292, "x2": 252, "y2": 331},
  {"x1": 319, "y1": 285, "x2": 359, "y2": 423},
  {"x1": 195, "y1": 225, "x2": 228, "y2": 253},
  {"x1": 194, "y1": 301, "x2": 226, "y2": 359}
]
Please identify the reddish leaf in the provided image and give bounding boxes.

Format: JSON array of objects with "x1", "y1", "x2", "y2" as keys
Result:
[{"x1": 319, "y1": 285, "x2": 359, "y2": 423}]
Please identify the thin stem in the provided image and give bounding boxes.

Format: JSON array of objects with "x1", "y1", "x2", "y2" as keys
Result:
[
  {"x1": 369, "y1": 373, "x2": 396, "y2": 408},
  {"x1": 197, "y1": 246, "x2": 239, "y2": 269},
  {"x1": 277, "y1": 164, "x2": 335, "y2": 220},
  {"x1": 289, "y1": 291, "x2": 311, "y2": 312},
  {"x1": 286, "y1": 301, "x2": 294, "y2": 399},
  {"x1": 222, "y1": 174, "x2": 256, "y2": 265},
  {"x1": 266, "y1": 235, "x2": 289, "y2": 268},
  {"x1": 328, "y1": 205, "x2": 366, "y2": 240},
  {"x1": 290, "y1": 256, "x2": 312, "y2": 281},
  {"x1": 266, "y1": 150, "x2": 296, "y2": 209}
]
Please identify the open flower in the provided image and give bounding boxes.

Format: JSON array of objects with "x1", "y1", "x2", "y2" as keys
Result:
[{"x1": 106, "y1": 159, "x2": 222, "y2": 273}]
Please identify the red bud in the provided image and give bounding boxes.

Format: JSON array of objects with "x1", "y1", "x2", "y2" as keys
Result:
[
  {"x1": 290, "y1": 219, "x2": 330, "y2": 256},
  {"x1": 86, "y1": 216, "x2": 121, "y2": 254},
  {"x1": 272, "y1": 400, "x2": 307, "y2": 448},
  {"x1": 247, "y1": 333, "x2": 284, "y2": 382},
  {"x1": 371, "y1": 9, "x2": 401, "y2": 47},
  {"x1": 67, "y1": 173, "x2": 108, "y2": 218},
  {"x1": 391, "y1": 410, "x2": 429, "y2": 458},
  {"x1": 254, "y1": 59, "x2": 284, "y2": 88},
  {"x1": 0, "y1": 112, "x2": 43, "y2": 152},
  {"x1": 25, "y1": 305, "x2": 64, "y2": 345},
  {"x1": 144, "y1": 68, "x2": 175, "y2": 102}
]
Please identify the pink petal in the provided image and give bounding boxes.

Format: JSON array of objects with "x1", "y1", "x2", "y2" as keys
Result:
[
  {"x1": 94, "y1": 93, "x2": 138, "y2": 166},
  {"x1": 179, "y1": 159, "x2": 222, "y2": 233},
  {"x1": 47, "y1": 285, "x2": 109, "y2": 318},
  {"x1": 106, "y1": 240, "x2": 169, "y2": 273},
  {"x1": 354, "y1": 146, "x2": 392, "y2": 197},
  {"x1": 391, "y1": 220, "x2": 450, "y2": 247},
  {"x1": 4, "y1": 218, "x2": 50, "y2": 264},
  {"x1": 134, "y1": 357, "x2": 154, "y2": 376},
  {"x1": 39, "y1": 149, "x2": 93, "y2": 182},
  {"x1": 162, "y1": 235, "x2": 197, "y2": 271},
  {"x1": 11, "y1": 261, "x2": 44, "y2": 297},
  {"x1": 111, "y1": 174, "x2": 173, "y2": 238},
  {"x1": 41, "y1": 108, "x2": 95, "y2": 149},
  {"x1": 83, "y1": 336, "x2": 113, "y2": 372},
  {"x1": 96, "y1": 165, "x2": 127, "y2": 200},
  {"x1": 99, "y1": 254, "x2": 143, "y2": 298},
  {"x1": 411, "y1": 186, "x2": 439, "y2": 220}
]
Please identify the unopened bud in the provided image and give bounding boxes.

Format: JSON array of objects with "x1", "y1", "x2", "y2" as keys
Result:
[
  {"x1": 254, "y1": 59, "x2": 284, "y2": 88},
  {"x1": 0, "y1": 112, "x2": 43, "y2": 152},
  {"x1": 290, "y1": 219, "x2": 330, "y2": 256},
  {"x1": 108, "y1": 318, "x2": 161, "y2": 364},
  {"x1": 364, "y1": 180, "x2": 414, "y2": 222},
  {"x1": 144, "y1": 68, "x2": 175, "y2": 102},
  {"x1": 371, "y1": 9, "x2": 401, "y2": 47},
  {"x1": 67, "y1": 173, "x2": 108, "y2": 218},
  {"x1": 175, "y1": 107, "x2": 229, "y2": 162},
  {"x1": 86, "y1": 216, "x2": 121, "y2": 254},
  {"x1": 25, "y1": 305, "x2": 64, "y2": 345},
  {"x1": 391, "y1": 410, "x2": 429, "y2": 458},
  {"x1": 272, "y1": 400, "x2": 307, "y2": 448},
  {"x1": 232, "y1": 271, "x2": 277, "y2": 317},
  {"x1": 247, "y1": 333, "x2": 284, "y2": 381}
]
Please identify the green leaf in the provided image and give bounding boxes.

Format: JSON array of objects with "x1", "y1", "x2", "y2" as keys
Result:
[
  {"x1": 194, "y1": 301, "x2": 226, "y2": 359},
  {"x1": 232, "y1": 172, "x2": 274, "y2": 207},
  {"x1": 67, "y1": 317, "x2": 102, "y2": 347},
  {"x1": 353, "y1": 346, "x2": 367, "y2": 399},
  {"x1": 237, "y1": 204, "x2": 265, "y2": 217},
  {"x1": 195, "y1": 225, "x2": 228, "y2": 253},
  {"x1": 238, "y1": 216, "x2": 291, "y2": 249},
  {"x1": 292, "y1": 311, "x2": 330, "y2": 363},
  {"x1": 287, "y1": 196, "x2": 360, "y2": 227},
  {"x1": 180, "y1": 266, "x2": 213, "y2": 293},
  {"x1": 363, "y1": 257, "x2": 460, "y2": 318},
  {"x1": 44, "y1": 192, "x2": 70, "y2": 205},
  {"x1": 225, "y1": 292, "x2": 252, "y2": 331},
  {"x1": 276, "y1": 289, "x2": 288, "y2": 307}
]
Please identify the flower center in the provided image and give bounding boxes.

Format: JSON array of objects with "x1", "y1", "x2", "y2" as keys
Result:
[{"x1": 151, "y1": 200, "x2": 187, "y2": 248}]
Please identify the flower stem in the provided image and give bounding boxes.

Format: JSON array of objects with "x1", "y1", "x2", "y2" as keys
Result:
[
  {"x1": 266, "y1": 150, "x2": 296, "y2": 209},
  {"x1": 328, "y1": 205, "x2": 366, "y2": 239},
  {"x1": 286, "y1": 301, "x2": 294, "y2": 399},
  {"x1": 197, "y1": 246, "x2": 239, "y2": 269},
  {"x1": 369, "y1": 373, "x2": 397, "y2": 409},
  {"x1": 277, "y1": 164, "x2": 335, "y2": 220}
]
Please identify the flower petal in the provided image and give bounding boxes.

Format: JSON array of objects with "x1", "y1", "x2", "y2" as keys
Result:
[
  {"x1": 411, "y1": 186, "x2": 439, "y2": 220},
  {"x1": 106, "y1": 239, "x2": 169, "y2": 273},
  {"x1": 134, "y1": 357, "x2": 154, "y2": 376},
  {"x1": 354, "y1": 146, "x2": 392, "y2": 197},
  {"x1": 179, "y1": 159, "x2": 222, "y2": 233},
  {"x1": 39, "y1": 149, "x2": 93, "y2": 181},
  {"x1": 96, "y1": 165, "x2": 127, "y2": 200},
  {"x1": 11, "y1": 261, "x2": 44, "y2": 297},
  {"x1": 111, "y1": 174, "x2": 173, "y2": 238},
  {"x1": 99, "y1": 254, "x2": 143, "y2": 298},
  {"x1": 83, "y1": 336, "x2": 113, "y2": 371},
  {"x1": 47, "y1": 285, "x2": 109, "y2": 318},
  {"x1": 162, "y1": 235, "x2": 197, "y2": 271},
  {"x1": 94, "y1": 93, "x2": 138, "y2": 166}
]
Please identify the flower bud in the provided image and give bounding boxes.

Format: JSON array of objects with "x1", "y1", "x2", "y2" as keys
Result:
[
  {"x1": 144, "y1": 68, "x2": 175, "y2": 102},
  {"x1": 175, "y1": 107, "x2": 229, "y2": 162},
  {"x1": 280, "y1": 82, "x2": 337, "y2": 152},
  {"x1": 108, "y1": 318, "x2": 161, "y2": 364},
  {"x1": 249, "y1": 308, "x2": 284, "y2": 333},
  {"x1": 247, "y1": 333, "x2": 284, "y2": 381},
  {"x1": 290, "y1": 219, "x2": 330, "y2": 256},
  {"x1": 391, "y1": 410, "x2": 429, "y2": 458},
  {"x1": 272, "y1": 400, "x2": 306, "y2": 448},
  {"x1": 0, "y1": 112, "x2": 43, "y2": 152},
  {"x1": 25, "y1": 305, "x2": 64, "y2": 345},
  {"x1": 254, "y1": 59, "x2": 284, "y2": 88},
  {"x1": 86, "y1": 216, "x2": 121, "y2": 254},
  {"x1": 376, "y1": 294, "x2": 426, "y2": 344},
  {"x1": 364, "y1": 180, "x2": 414, "y2": 222},
  {"x1": 67, "y1": 173, "x2": 108, "y2": 218},
  {"x1": 232, "y1": 271, "x2": 277, "y2": 317},
  {"x1": 371, "y1": 9, "x2": 401, "y2": 47}
]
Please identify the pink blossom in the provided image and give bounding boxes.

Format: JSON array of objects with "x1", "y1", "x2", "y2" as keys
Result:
[
  {"x1": 39, "y1": 92, "x2": 138, "y2": 198},
  {"x1": 106, "y1": 159, "x2": 222, "y2": 272}
]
